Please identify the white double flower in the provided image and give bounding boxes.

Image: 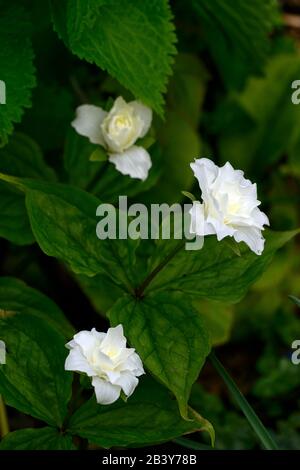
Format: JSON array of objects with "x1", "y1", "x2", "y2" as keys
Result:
[
  {"x1": 72, "y1": 96, "x2": 152, "y2": 181},
  {"x1": 189, "y1": 158, "x2": 269, "y2": 255},
  {"x1": 65, "y1": 325, "x2": 144, "y2": 405}
]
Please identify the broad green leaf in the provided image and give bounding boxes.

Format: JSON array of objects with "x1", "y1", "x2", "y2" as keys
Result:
[
  {"x1": 69, "y1": 376, "x2": 211, "y2": 447},
  {"x1": 143, "y1": 230, "x2": 300, "y2": 302},
  {"x1": 0, "y1": 276, "x2": 73, "y2": 338},
  {"x1": 218, "y1": 55, "x2": 300, "y2": 175},
  {"x1": 193, "y1": 300, "x2": 234, "y2": 346},
  {"x1": 89, "y1": 148, "x2": 108, "y2": 162},
  {"x1": 0, "y1": 314, "x2": 72, "y2": 427},
  {"x1": 50, "y1": 0, "x2": 177, "y2": 115},
  {"x1": 167, "y1": 53, "x2": 209, "y2": 128},
  {"x1": 0, "y1": 5, "x2": 36, "y2": 145},
  {"x1": 64, "y1": 129, "x2": 162, "y2": 201},
  {"x1": 141, "y1": 54, "x2": 206, "y2": 204},
  {"x1": 0, "y1": 182, "x2": 34, "y2": 245},
  {"x1": 0, "y1": 133, "x2": 56, "y2": 245},
  {"x1": 142, "y1": 112, "x2": 201, "y2": 204},
  {"x1": 63, "y1": 128, "x2": 100, "y2": 189},
  {"x1": 0, "y1": 133, "x2": 56, "y2": 181},
  {"x1": 0, "y1": 174, "x2": 138, "y2": 291},
  {"x1": 21, "y1": 82, "x2": 74, "y2": 151},
  {"x1": 192, "y1": 0, "x2": 279, "y2": 88},
  {"x1": 0, "y1": 427, "x2": 75, "y2": 450},
  {"x1": 109, "y1": 291, "x2": 210, "y2": 418}
]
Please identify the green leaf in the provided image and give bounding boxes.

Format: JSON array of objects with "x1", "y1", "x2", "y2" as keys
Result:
[
  {"x1": 0, "y1": 314, "x2": 72, "y2": 427},
  {"x1": 192, "y1": 0, "x2": 279, "y2": 88},
  {"x1": 141, "y1": 54, "x2": 206, "y2": 204},
  {"x1": 0, "y1": 5, "x2": 36, "y2": 145},
  {"x1": 21, "y1": 82, "x2": 74, "y2": 152},
  {"x1": 0, "y1": 276, "x2": 73, "y2": 338},
  {"x1": 142, "y1": 230, "x2": 300, "y2": 302},
  {"x1": 193, "y1": 299, "x2": 234, "y2": 346},
  {"x1": 89, "y1": 148, "x2": 108, "y2": 162},
  {"x1": 218, "y1": 55, "x2": 300, "y2": 175},
  {"x1": 109, "y1": 291, "x2": 210, "y2": 418},
  {"x1": 68, "y1": 376, "x2": 212, "y2": 447},
  {"x1": 0, "y1": 182, "x2": 34, "y2": 245},
  {"x1": 50, "y1": 0, "x2": 177, "y2": 115},
  {"x1": 0, "y1": 133, "x2": 56, "y2": 245},
  {"x1": 0, "y1": 133, "x2": 56, "y2": 181},
  {"x1": 0, "y1": 427, "x2": 75, "y2": 450},
  {"x1": 0, "y1": 174, "x2": 138, "y2": 291},
  {"x1": 151, "y1": 111, "x2": 201, "y2": 203},
  {"x1": 209, "y1": 351, "x2": 278, "y2": 450},
  {"x1": 63, "y1": 128, "x2": 100, "y2": 189}
]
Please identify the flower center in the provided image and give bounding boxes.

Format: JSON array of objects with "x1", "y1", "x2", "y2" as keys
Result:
[{"x1": 113, "y1": 115, "x2": 131, "y2": 131}]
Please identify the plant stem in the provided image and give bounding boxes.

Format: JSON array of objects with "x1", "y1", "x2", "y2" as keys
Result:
[
  {"x1": 135, "y1": 240, "x2": 185, "y2": 297},
  {"x1": 209, "y1": 351, "x2": 278, "y2": 450},
  {"x1": 70, "y1": 76, "x2": 89, "y2": 104},
  {"x1": 0, "y1": 396, "x2": 9, "y2": 438},
  {"x1": 173, "y1": 437, "x2": 213, "y2": 451},
  {"x1": 86, "y1": 161, "x2": 109, "y2": 194}
]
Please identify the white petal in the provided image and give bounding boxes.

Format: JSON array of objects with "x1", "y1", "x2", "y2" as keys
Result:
[
  {"x1": 116, "y1": 372, "x2": 139, "y2": 398},
  {"x1": 109, "y1": 96, "x2": 128, "y2": 114},
  {"x1": 206, "y1": 214, "x2": 235, "y2": 241},
  {"x1": 71, "y1": 104, "x2": 107, "y2": 145},
  {"x1": 0, "y1": 340, "x2": 6, "y2": 365},
  {"x1": 190, "y1": 158, "x2": 218, "y2": 199},
  {"x1": 92, "y1": 377, "x2": 121, "y2": 405},
  {"x1": 250, "y1": 208, "x2": 270, "y2": 228},
  {"x1": 71, "y1": 330, "x2": 100, "y2": 358},
  {"x1": 101, "y1": 325, "x2": 126, "y2": 356},
  {"x1": 64, "y1": 347, "x2": 95, "y2": 376},
  {"x1": 95, "y1": 350, "x2": 114, "y2": 370},
  {"x1": 130, "y1": 101, "x2": 152, "y2": 138},
  {"x1": 233, "y1": 227, "x2": 265, "y2": 255},
  {"x1": 124, "y1": 351, "x2": 145, "y2": 376},
  {"x1": 106, "y1": 370, "x2": 121, "y2": 383},
  {"x1": 189, "y1": 201, "x2": 205, "y2": 236},
  {"x1": 109, "y1": 145, "x2": 152, "y2": 181},
  {"x1": 91, "y1": 328, "x2": 106, "y2": 342}
]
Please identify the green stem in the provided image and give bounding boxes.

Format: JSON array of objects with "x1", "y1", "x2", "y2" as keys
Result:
[
  {"x1": 86, "y1": 161, "x2": 109, "y2": 194},
  {"x1": 174, "y1": 437, "x2": 213, "y2": 451},
  {"x1": 209, "y1": 351, "x2": 278, "y2": 450},
  {"x1": 0, "y1": 396, "x2": 9, "y2": 438},
  {"x1": 135, "y1": 240, "x2": 185, "y2": 297}
]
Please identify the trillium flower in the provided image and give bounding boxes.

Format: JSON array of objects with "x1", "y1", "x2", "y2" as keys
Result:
[
  {"x1": 65, "y1": 325, "x2": 144, "y2": 405},
  {"x1": 71, "y1": 96, "x2": 153, "y2": 181},
  {"x1": 189, "y1": 158, "x2": 269, "y2": 255},
  {"x1": 0, "y1": 340, "x2": 6, "y2": 364}
]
